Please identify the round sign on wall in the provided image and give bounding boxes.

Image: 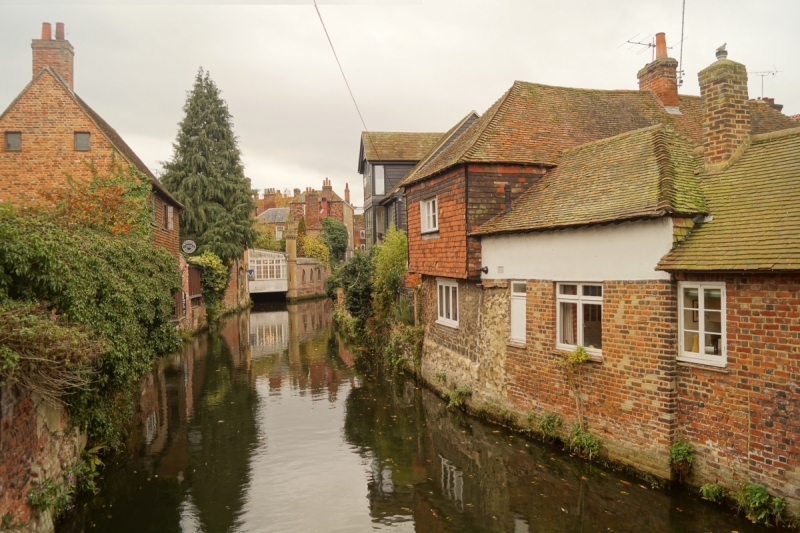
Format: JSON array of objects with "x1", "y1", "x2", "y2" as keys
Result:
[{"x1": 181, "y1": 240, "x2": 197, "y2": 254}]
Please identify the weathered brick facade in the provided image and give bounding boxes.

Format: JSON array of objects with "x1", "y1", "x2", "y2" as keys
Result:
[{"x1": 406, "y1": 163, "x2": 544, "y2": 279}]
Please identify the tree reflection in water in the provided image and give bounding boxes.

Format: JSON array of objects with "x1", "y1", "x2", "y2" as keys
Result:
[{"x1": 60, "y1": 301, "x2": 765, "y2": 533}]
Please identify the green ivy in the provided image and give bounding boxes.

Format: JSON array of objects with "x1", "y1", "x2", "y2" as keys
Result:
[
  {"x1": 0, "y1": 205, "x2": 182, "y2": 447},
  {"x1": 187, "y1": 250, "x2": 229, "y2": 323}
]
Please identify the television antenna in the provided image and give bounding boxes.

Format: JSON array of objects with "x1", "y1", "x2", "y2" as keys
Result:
[{"x1": 749, "y1": 68, "x2": 781, "y2": 99}]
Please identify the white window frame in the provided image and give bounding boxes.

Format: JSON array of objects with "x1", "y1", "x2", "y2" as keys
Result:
[
  {"x1": 436, "y1": 278, "x2": 459, "y2": 328},
  {"x1": 276, "y1": 225, "x2": 284, "y2": 240},
  {"x1": 420, "y1": 197, "x2": 438, "y2": 234},
  {"x1": 510, "y1": 281, "x2": 527, "y2": 343},
  {"x1": 556, "y1": 282, "x2": 603, "y2": 357},
  {"x1": 678, "y1": 281, "x2": 727, "y2": 367}
]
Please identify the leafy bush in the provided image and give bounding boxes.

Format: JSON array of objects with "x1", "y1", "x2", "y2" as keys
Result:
[
  {"x1": 383, "y1": 324, "x2": 423, "y2": 371},
  {"x1": 187, "y1": 250, "x2": 229, "y2": 323},
  {"x1": 539, "y1": 413, "x2": 563, "y2": 441},
  {"x1": 0, "y1": 200, "x2": 181, "y2": 446},
  {"x1": 300, "y1": 234, "x2": 330, "y2": 265},
  {"x1": 734, "y1": 482, "x2": 786, "y2": 526},
  {"x1": 397, "y1": 294, "x2": 415, "y2": 326},
  {"x1": 252, "y1": 222, "x2": 281, "y2": 251},
  {"x1": 320, "y1": 218, "x2": 349, "y2": 263},
  {"x1": 669, "y1": 440, "x2": 694, "y2": 482},
  {"x1": 568, "y1": 425, "x2": 601, "y2": 461},
  {"x1": 700, "y1": 482, "x2": 726, "y2": 503},
  {"x1": 370, "y1": 225, "x2": 408, "y2": 344},
  {"x1": 337, "y1": 250, "x2": 374, "y2": 323},
  {"x1": 441, "y1": 386, "x2": 471, "y2": 409},
  {"x1": 28, "y1": 478, "x2": 71, "y2": 516}
]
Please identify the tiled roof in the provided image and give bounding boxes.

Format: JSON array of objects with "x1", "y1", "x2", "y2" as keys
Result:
[
  {"x1": 658, "y1": 126, "x2": 800, "y2": 271},
  {"x1": 0, "y1": 67, "x2": 183, "y2": 208},
  {"x1": 290, "y1": 189, "x2": 344, "y2": 204},
  {"x1": 402, "y1": 81, "x2": 796, "y2": 187},
  {"x1": 255, "y1": 207, "x2": 290, "y2": 223},
  {"x1": 383, "y1": 111, "x2": 480, "y2": 199},
  {"x1": 791, "y1": 114, "x2": 800, "y2": 121},
  {"x1": 476, "y1": 125, "x2": 706, "y2": 235},
  {"x1": 402, "y1": 81, "x2": 707, "y2": 186},
  {"x1": 360, "y1": 132, "x2": 443, "y2": 163}
]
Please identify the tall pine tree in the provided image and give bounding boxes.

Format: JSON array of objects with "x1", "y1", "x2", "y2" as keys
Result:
[{"x1": 161, "y1": 68, "x2": 255, "y2": 263}]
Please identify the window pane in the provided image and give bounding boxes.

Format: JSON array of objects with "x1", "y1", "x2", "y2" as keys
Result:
[
  {"x1": 559, "y1": 302, "x2": 577, "y2": 345},
  {"x1": 683, "y1": 309, "x2": 699, "y2": 332},
  {"x1": 559, "y1": 284, "x2": 577, "y2": 296},
  {"x1": 583, "y1": 303, "x2": 602, "y2": 349},
  {"x1": 5, "y1": 132, "x2": 21, "y2": 151},
  {"x1": 704, "y1": 310, "x2": 722, "y2": 334},
  {"x1": 374, "y1": 165, "x2": 385, "y2": 195},
  {"x1": 445, "y1": 286, "x2": 451, "y2": 320},
  {"x1": 438, "y1": 285, "x2": 443, "y2": 318},
  {"x1": 74, "y1": 132, "x2": 90, "y2": 151},
  {"x1": 452, "y1": 286, "x2": 458, "y2": 321},
  {"x1": 704, "y1": 333, "x2": 723, "y2": 356},
  {"x1": 704, "y1": 288, "x2": 722, "y2": 310},
  {"x1": 684, "y1": 331, "x2": 700, "y2": 353},
  {"x1": 583, "y1": 285, "x2": 602, "y2": 297},
  {"x1": 512, "y1": 282, "x2": 526, "y2": 294}
]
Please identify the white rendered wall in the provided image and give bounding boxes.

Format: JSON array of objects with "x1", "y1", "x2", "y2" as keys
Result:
[{"x1": 481, "y1": 218, "x2": 674, "y2": 282}]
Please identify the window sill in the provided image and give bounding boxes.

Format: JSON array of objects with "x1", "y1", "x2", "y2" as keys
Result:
[
  {"x1": 421, "y1": 231, "x2": 440, "y2": 240},
  {"x1": 553, "y1": 347, "x2": 603, "y2": 363},
  {"x1": 435, "y1": 318, "x2": 459, "y2": 330},
  {"x1": 507, "y1": 339, "x2": 526, "y2": 349},
  {"x1": 677, "y1": 360, "x2": 729, "y2": 373}
]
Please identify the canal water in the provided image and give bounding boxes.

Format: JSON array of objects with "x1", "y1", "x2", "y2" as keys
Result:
[{"x1": 59, "y1": 301, "x2": 766, "y2": 533}]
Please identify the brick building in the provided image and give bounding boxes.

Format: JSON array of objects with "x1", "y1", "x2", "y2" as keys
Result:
[
  {"x1": 408, "y1": 33, "x2": 799, "y2": 506},
  {"x1": 289, "y1": 178, "x2": 355, "y2": 254},
  {"x1": 0, "y1": 23, "x2": 183, "y2": 258},
  {"x1": 353, "y1": 213, "x2": 366, "y2": 252}
]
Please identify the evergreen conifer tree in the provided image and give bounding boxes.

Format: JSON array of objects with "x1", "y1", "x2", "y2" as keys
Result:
[{"x1": 161, "y1": 68, "x2": 255, "y2": 263}]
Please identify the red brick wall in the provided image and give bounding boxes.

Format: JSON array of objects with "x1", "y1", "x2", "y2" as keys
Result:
[
  {"x1": 294, "y1": 260, "x2": 329, "y2": 299},
  {"x1": 0, "y1": 68, "x2": 181, "y2": 257},
  {"x1": 151, "y1": 193, "x2": 181, "y2": 257},
  {"x1": 31, "y1": 39, "x2": 74, "y2": 91},
  {"x1": 406, "y1": 167, "x2": 468, "y2": 279},
  {"x1": 507, "y1": 279, "x2": 677, "y2": 477},
  {"x1": 677, "y1": 273, "x2": 800, "y2": 506},
  {"x1": 406, "y1": 164, "x2": 544, "y2": 279}
]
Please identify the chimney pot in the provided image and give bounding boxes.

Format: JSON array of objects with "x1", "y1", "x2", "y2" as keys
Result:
[
  {"x1": 41, "y1": 23, "x2": 52, "y2": 40},
  {"x1": 55, "y1": 22, "x2": 65, "y2": 40},
  {"x1": 655, "y1": 32, "x2": 667, "y2": 59}
]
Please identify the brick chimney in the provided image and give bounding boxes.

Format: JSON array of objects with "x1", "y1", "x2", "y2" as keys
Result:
[
  {"x1": 344, "y1": 183, "x2": 350, "y2": 205},
  {"x1": 293, "y1": 188, "x2": 301, "y2": 198},
  {"x1": 321, "y1": 177, "x2": 333, "y2": 200},
  {"x1": 637, "y1": 33, "x2": 679, "y2": 107},
  {"x1": 698, "y1": 45, "x2": 750, "y2": 170},
  {"x1": 262, "y1": 188, "x2": 277, "y2": 210},
  {"x1": 32, "y1": 22, "x2": 74, "y2": 91},
  {"x1": 305, "y1": 190, "x2": 320, "y2": 229}
]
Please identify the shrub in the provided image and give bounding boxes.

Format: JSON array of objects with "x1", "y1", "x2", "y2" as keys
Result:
[
  {"x1": 700, "y1": 482, "x2": 726, "y2": 503},
  {"x1": 187, "y1": 250, "x2": 229, "y2": 323},
  {"x1": 300, "y1": 234, "x2": 330, "y2": 265},
  {"x1": 320, "y1": 218, "x2": 349, "y2": 263},
  {"x1": 441, "y1": 386, "x2": 471, "y2": 409},
  {"x1": 28, "y1": 478, "x2": 71, "y2": 516},
  {"x1": 337, "y1": 250, "x2": 374, "y2": 323},
  {"x1": 568, "y1": 425, "x2": 601, "y2": 461},
  {"x1": 734, "y1": 482, "x2": 786, "y2": 526},
  {"x1": 669, "y1": 440, "x2": 694, "y2": 482},
  {"x1": 252, "y1": 222, "x2": 280, "y2": 251},
  {"x1": 539, "y1": 413, "x2": 563, "y2": 440},
  {"x1": 383, "y1": 324, "x2": 423, "y2": 371}
]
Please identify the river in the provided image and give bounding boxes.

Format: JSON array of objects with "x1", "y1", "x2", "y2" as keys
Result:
[{"x1": 58, "y1": 300, "x2": 767, "y2": 533}]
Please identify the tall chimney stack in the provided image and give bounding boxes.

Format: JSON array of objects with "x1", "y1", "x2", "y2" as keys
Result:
[
  {"x1": 32, "y1": 22, "x2": 74, "y2": 91},
  {"x1": 344, "y1": 183, "x2": 350, "y2": 205},
  {"x1": 637, "y1": 32, "x2": 679, "y2": 108},
  {"x1": 698, "y1": 45, "x2": 750, "y2": 171}
]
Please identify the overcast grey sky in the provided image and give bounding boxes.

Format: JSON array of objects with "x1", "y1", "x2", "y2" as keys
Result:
[{"x1": 1, "y1": 1, "x2": 797, "y2": 210}]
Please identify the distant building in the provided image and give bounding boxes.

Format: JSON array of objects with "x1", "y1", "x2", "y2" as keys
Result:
[
  {"x1": 255, "y1": 207, "x2": 290, "y2": 242},
  {"x1": 288, "y1": 178, "x2": 355, "y2": 253}
]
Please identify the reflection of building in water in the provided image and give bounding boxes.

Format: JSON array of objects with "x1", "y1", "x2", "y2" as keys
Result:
[
  {"x1": 249, "y1": 309, "x2": 289, "y2": 358},
  {"x1": 439, "y1": 455, "x2": 464, "y2": 512}
]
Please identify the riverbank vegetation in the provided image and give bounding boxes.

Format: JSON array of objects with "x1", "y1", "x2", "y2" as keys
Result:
[
  {"x1": 326, "y1": 225, "x2": 422, "y2": 368},
  {"x1": 0, "y1": 161, "x2": 182, "y2": 448}
]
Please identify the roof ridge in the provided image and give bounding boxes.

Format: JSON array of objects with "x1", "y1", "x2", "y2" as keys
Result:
[
  {"x1": 751, "y1": 125, "x2": 800, "y2": 143},
  {"x1": 560, "y1": 123, "x2": 666, "y2": 155},
  {"x1": 653, "y1": 126, "x2": 677, "y2": 213}
]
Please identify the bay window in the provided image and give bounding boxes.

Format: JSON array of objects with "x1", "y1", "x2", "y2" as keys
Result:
[
  {"x1": 436, "y1": 278, "x2": 458, "y2": 328},
  {"x1": 678, "y1": 281, "x2": 726, "y2": 367},
  {"x1": 556, "y1": 283, "x2": 602, "y2": 355}
]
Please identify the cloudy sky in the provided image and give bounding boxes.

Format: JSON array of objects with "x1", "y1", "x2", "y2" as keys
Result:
[{"x1": 1, "y1": 1, "x2": 797, "y2": 210}]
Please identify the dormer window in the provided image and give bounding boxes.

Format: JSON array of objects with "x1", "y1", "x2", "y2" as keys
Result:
[
  {"x1": 74, "y1": 132, "x2": 90, "y2": 151},
  {"x1": 5, "y1": 132, "x2": 21, "y2": 151}
]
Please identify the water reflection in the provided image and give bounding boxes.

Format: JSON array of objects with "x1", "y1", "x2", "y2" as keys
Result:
[{"x1": 59, "y1": 301, "x2": 767, "y2": 533}]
